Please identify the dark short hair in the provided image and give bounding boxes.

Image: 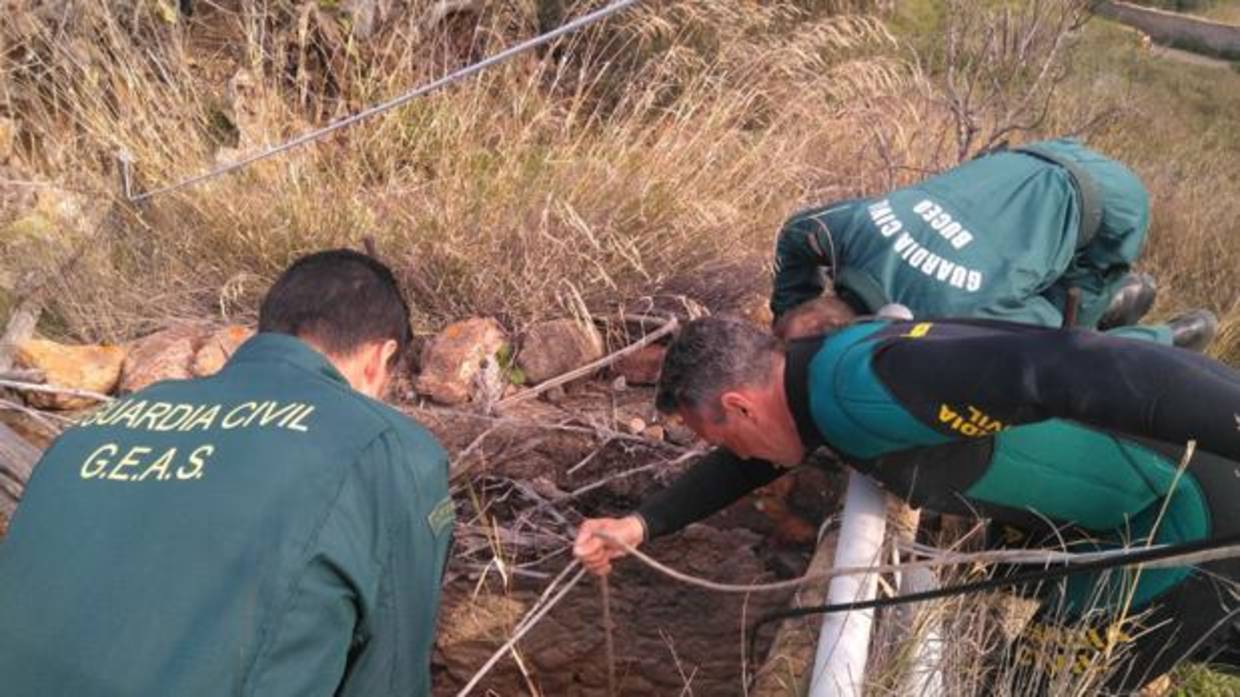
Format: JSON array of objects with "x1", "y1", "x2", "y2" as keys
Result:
[
  {"x1": 259, "y1": 249, "x2": 412, "y2": 363},
  {"x1": 655, "y1": 317, "x2": 782, "y2": 415}
]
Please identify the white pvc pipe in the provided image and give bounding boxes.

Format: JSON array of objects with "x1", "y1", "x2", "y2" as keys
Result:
[
  {"x1": 896, "y1": 566, "x2": 945, "y2": 696},
  {"x1": 809, "y1": 469, "x2": 888, "y2": 697},
  {"x1": 808, "y1": 303, "x2": 916, "y2": 696}
]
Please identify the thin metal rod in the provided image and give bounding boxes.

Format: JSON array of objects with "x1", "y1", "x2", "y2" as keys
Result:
[{"x1": 131, "y1": 0, "x2": 643, "y2": 203}]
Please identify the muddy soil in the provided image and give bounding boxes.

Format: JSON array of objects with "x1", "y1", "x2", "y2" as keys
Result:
[{"x1": 414, "y1": 382, "x2": 842, "y2": 696}]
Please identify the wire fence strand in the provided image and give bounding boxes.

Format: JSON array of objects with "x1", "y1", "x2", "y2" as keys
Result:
[{"x1": 130, "y1": 0, "x2": 643, "y2": 203}]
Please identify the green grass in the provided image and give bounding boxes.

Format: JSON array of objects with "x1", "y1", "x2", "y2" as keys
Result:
[
  {"x1": 1172, "y1": 662, "x2": 1240, "y2": 695},
  {"x1": 1058, "y1": 15, "x2": 1240, "y2": 364}
]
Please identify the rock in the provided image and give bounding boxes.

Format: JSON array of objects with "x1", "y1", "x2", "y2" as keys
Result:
[
  {"x1": 754, "y1": 477, "x2": 817, "y2": 545},
  {"x1": 614, "y1": 344, "x2": 666, "y2": 386},
  {"x1": 192, "y1": 325, "x2": 254, "y2": 377},
  {"x1": 641, "y1": 424, "x2": 665, "y2": 442},
  {"x1": 1, "y1": 190, "x2": 88, "y2": 261},
  {"x1": 0, "y1": 411, "x2": 55, "y2": 451},
  {"x1": 516, "y1": 318, "x2": 604, "y2": 385},
  {"x1": 664, "y1": 421, "x2": 698, "y2": 447},
  {"x1": 541, "y1": 384, "x2": 567, "y2": 404},
  {"x1": 14, "y1": 339, "x2": 125, "y2": 410},
  {"x1": 471, "y1": 351, "x2": 506, "y2": 409},
  {"x1": 415, "y1": 318, "x2": 508, "y2": 405},
  {"x1": 120, "y1": 325, "x2": 207, "y2": 394}
]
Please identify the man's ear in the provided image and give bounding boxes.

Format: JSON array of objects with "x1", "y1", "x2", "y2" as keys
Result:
[
  {"x1": 364, "y1": 339, "x2": 400, "y2": 380},
  {"x1": 379, "y1": 338, "x2": 399, "y2": 369},
  {"x1": 719, "y1": 391, "x2": 753, "y2": 420}
]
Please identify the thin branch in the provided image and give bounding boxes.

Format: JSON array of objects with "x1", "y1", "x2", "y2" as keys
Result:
[
  {"x1": 422, "y1": 407, "x2": 689, "y2": 455},
  {"x1": 0, "y1": 397, "x2": 72, "y2": 432},
  {"x1": 496, "y1": 318, "x2": 678, "y2": 408},
  {"x1": 449, "y1": 424, "x2": 502, "y2": 481},
  {"x1": 453, "y1": 563, "x2": 587, "y2": 697},
  {"x1": 0, "y1": 369, "x2": 45, "y2": 383},
  {"x1": 558, "y1": 448, "x2": 704, "y2": 502},
  {"x1": 0, "y1": 378, "x2": 114, "y2": 403}
]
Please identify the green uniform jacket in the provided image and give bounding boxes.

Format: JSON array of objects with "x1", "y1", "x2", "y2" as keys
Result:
[
  {"x1": 771, "y1": 138, "x2": 1150, "y2": 328},
  {"x1": 0, "y1": 333, "x2": 454, "y2": 697}
]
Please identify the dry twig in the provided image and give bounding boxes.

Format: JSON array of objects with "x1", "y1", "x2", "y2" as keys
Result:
[
  {"x1": 0, "y1": 369, "x2": 45, "y2": 383},
  {"x1": 0, "y1": 378, "x2": 114, "y2": 404},
  {"x1": 496, "y1": 317, "x2": 678, "y2": 408}
]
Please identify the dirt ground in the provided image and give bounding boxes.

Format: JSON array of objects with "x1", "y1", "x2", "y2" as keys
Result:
[{"x1": 413, "y1": 382, "x2": 841, "y2": 696}]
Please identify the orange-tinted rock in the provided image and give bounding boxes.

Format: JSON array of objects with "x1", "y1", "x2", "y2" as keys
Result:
[
  {"x1": 119, "y1": 325, "x2": 206, "y2": 394},
  {"x1": 14, "y1": 339, "x2": 125, "y2": 410},
  {"x1": 192, "y1": 325, "x2": 255, "y2": 377},
  {"x1": 414, "y1": 318, "x2": 508, "y2": 405}
]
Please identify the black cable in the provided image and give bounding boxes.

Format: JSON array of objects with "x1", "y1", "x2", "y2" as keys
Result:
[{"x1": 747, "y1": 531, "x2": 1240, "y2": 669}]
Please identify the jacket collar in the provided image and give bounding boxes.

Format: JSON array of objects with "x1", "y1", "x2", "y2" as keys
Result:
[
  {"x1": 783, "y1": 337, "x2": 826, "y2": 452},
  {"x1": 226, "y1": 332, "x2": 350, "y2": 387}
]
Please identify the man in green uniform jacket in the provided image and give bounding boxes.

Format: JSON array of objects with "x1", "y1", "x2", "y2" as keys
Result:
[
  {"x1": 575, "y1": 316, "x2": 1240, "y2": 689},
  {"x1": 770, "y1": 136, "x2": 1215, "y2": 348},
  {"x1": 0, "y1": 250, "x2": 454, "y2": 696}
]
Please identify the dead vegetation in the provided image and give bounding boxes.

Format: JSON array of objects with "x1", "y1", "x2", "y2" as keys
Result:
[
  {"x1": 2, "y1": 0, "x2": 1239, "y2": 694},
  {"x1": 0, "y1": 0, "x2": 913, "y2": 341}
]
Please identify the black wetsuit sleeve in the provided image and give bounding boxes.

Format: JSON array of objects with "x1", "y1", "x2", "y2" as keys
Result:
[
  {"x1": 634, "y1": 448, "x2": 783, "y2": 539},
  {"x1": 874, "y1": 327, "x2": 1240, "y2": 461}
]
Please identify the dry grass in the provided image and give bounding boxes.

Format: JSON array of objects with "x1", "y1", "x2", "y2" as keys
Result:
[
  {"x1": 2, "y1": 3, "x2": 1235, "y2": 351},
  {"x1": 0, "y1": 0, "x2": 914, "y2": 341},
  {"x1": 1047, "y1": 12, "x2": 1240, "y2": 364},
  {"x1": 863, "y1": 552, "x2": 1147, "y2": 696},
  {"x1": 2, "y1": 3, "x2": 1238, "y2": 693}
]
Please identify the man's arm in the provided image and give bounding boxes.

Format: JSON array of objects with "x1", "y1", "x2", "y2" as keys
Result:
[
  {"x1": 575, "y1": 449, "x2": 784, "y2": 575},
  {"x1": 771, "y1": 208, "x2": 844, "y2": 319},
  {"x1": 874, "y1": 326, "x2": 1240, "y2": 461},
  {"x1": 335, "y1": 430, "x2": 452, "y2": 697},
  {"x1": 635, "y1": 448, "x2": 784, "y2": 539}
]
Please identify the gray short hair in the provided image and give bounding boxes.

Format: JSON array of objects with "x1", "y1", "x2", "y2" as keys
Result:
[{"x1": 655, "y1": 317, "x2": 782, "y2": 415}]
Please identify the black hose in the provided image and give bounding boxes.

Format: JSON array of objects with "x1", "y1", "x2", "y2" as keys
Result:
[{"x1": 747, "y1": 531, "x2": 1240, "y2": 670}]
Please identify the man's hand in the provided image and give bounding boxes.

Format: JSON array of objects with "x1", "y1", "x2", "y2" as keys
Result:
[
  {"x1": 573, "y1": 516, "x2": 646, "y2": 576},
  {"x1": 773, "y1": 296, "x2": 855, "y2": 340}
]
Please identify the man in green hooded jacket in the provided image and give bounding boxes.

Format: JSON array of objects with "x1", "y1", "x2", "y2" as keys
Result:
[
  {"x1": 0, "y1": 250, "x2": 454, "y2": 696},
  {"x1": 770, "y1": 137, "x2": 1216, "y2": 348}
]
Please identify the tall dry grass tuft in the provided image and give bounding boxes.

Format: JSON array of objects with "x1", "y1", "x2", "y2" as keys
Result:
[
  {"x1": 1046, "y1": 14, "x2": 1240, "y2": 365},
  {"x1": 862, "y1": 547, "x2": 1170, "y2": 696},
  {"x1": 0, "y1": 0, "x2": 913, "y2": 341}
]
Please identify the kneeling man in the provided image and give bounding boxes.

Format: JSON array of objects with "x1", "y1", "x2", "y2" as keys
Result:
[{"x1": 0, "y1": 250, "x2": 454, "y2": 696}]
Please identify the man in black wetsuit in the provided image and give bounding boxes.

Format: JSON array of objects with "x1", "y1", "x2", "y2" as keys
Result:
[{"x1": 574, "y1": 314, "x2": 1240, "y2": 689}]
